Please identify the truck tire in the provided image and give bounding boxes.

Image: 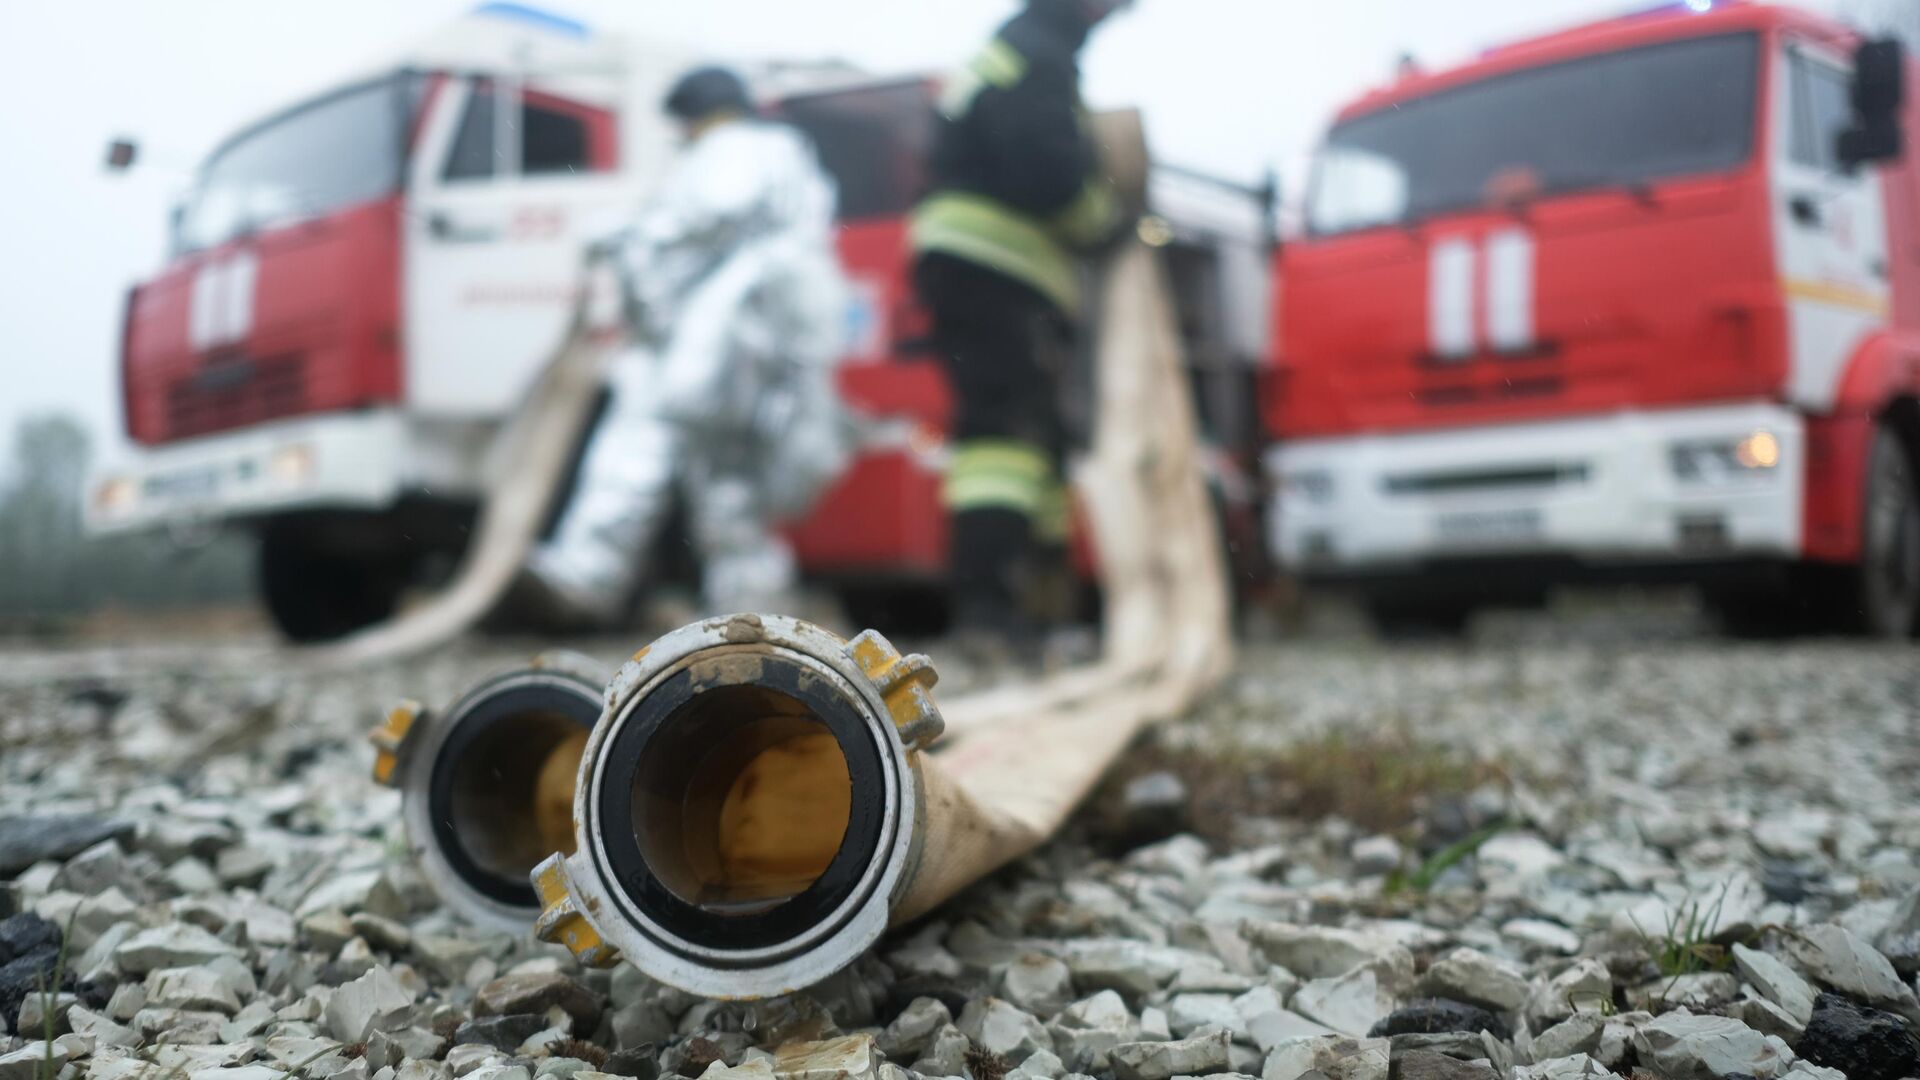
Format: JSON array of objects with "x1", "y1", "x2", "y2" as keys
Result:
[
  {"x1": 1364, "y1": 597, "x2": 1474, "y2": 639},
  {"x1": 1856, "y1": 424, "x2": 1920, "y2": 639},
  {"x1": 834, "y1": 584, "x2": 949, "y2": 638},
  {"x1": 257, "y1": 520, "x2": 410, "y2": 643}
]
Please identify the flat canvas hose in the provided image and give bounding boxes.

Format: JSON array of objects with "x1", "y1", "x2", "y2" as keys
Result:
[
  {"x1": 301, "y1": 252, "x2": 621, "y2": 669},
  {"x1": 528, "y1": 232, "x2": 1234, "y2": 998}
]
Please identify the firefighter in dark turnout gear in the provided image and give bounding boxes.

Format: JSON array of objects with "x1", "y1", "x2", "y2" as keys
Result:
[{"x1": 912, "y1": 0, "x2": 1131, "y2": 643}]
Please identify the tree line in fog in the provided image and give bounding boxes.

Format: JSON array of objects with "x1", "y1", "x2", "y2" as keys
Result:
[{"x1": 0, "y1": 414, "x2": 251, "y2": 625}]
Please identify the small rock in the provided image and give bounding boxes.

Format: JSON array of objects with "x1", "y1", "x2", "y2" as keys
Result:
[
  {"x1": 115, "y1": 923, "x2": 242, "y2": 975},
  {"x1": 1048, "y1": 990, "x2": 1136, "y2": 1070},
  {"x1": 599, "y1": 1051, "x2": 656, "y2": 1080},
  {"x1": 17, "y1": 989, "x2": 79, "y2": 1035},
  {"x1": 1732, "y1": 944, "x2": 1818, "y2": 1025},
  {"x1": 1004, "y1": 954, "x2": 1074, "y2": 1018},
  {"x1": 1167, "y1": 994, "x2": 1242, "y2": 1040},
  {"x1": 1390, "y1": 1050, "x2": 1498, "y2": 1080},
  {"x1": 1259, "y1": 1034, "x2": 1387, "y2": 1080},
  {"x1": 1527, "y1": 1013, "x2": 1605, "y2": 1063},
  {"x1": 1501, "y1": 920, "x2": 1582, "y2": 956},
  {"x1": 770, "y1": 1035, "x2": 880, "y2": 1080},
  {"x1": 297, "y1": 869, "x2": 405, "y2": 920},
  {"x1": 1626, "y1": 972, "x2": 1738, "y2": 1011},
  {"x1": 909, "y1": 1024, "x2": 971, "y2": 1077},
  {"x1": 0, "y1": 913, "x2": 60, "y2": 964},
  {"x1": 413, "y1": 935, "x2": 490, "y2": 983},
  {"x1": 1592, "y1": 1012, "x2": 1650, "y2": 1071},
  {"x1": 0, "y1": 816, "x2": 133, "y2": 876},
  {"x1": 1386, "y1": 1032, "x2": 1511, "y2": 1076},
  {"x1": 445, "y1": 1047, "x2": 504, "y2": 1077},
  {"x1": 1632, "y1": 1010, "x2": 1793, "y2": 1080},
  {"x1": 0, "y1": 1037, "x2": 77, "y2": 1080},
  {"x1": 1015, "y1": 1049, "x2": 1064, "y2": 1080},
  {"x1": 1727, "y1": 995, "x2": 1805, "y2": 1043},
  {"x1": 477, "y1": 972, "x2": 603, "y2": 1033},
  {"x1": 1419, "y1": 948, "x2": 1530, "y2": 1013},
  {"x1": 959, "y1": 998, "x2": 1052, "y2": 1060},
  {"x1": 1239, "y1": 923, "x2": 1413, "y2": 986},
  {"x1": 1525, "y1": 959, "x2": 1611, "y2": 1027},
  {"x1": 325, "y1": 966, "x2": 417, "y2": 1042},
  {"x1": 52, "y1": 838, "x2": 140, "y2": 897},
  {"x1": 148, "y1": 966, "x2": 243, "y2": 1015},
  {"x1": 1368, "y1": 1000, "x2": 1506, "y2": 1041},
  {"x1": 1109, "y1": 1030, "x2": 1230, "y2": 1080},
  {"x1": 215, "y1": 846, "x2": 275, "y2": 889},
  {"x1": 696, "y1": 1064, "x2": 772, "y2": 1080},
  {"x1": 1794, "y1": 992, "x2": 1920, "y2": 1080},
  {"x1": 1117, "y1": 772, "x2": 1190, "y2": 848},
  {"x1": 1349, "y1": 837, "x2": 1402, "y2": 877},
  {"x1": 880, "y1": 997, "x2": 950, "y2": 1061},
  {"x1": 302, "y1": 910, "x2": 357, "y2": 953},
  {"x1": 350, "y1": 914, "x2": 412, "y2": 954},
  {"x1": 1290, "y1": 967, "x2": 1392, "y2": 1037},
  {"x1": 1784, "y1": 925, "x2": 1920, "y2": 1021},
  {"x1": 1475, "y1": 834, "x2": 1565, "y2": 887},
  {"x1": 191, "y1": 1069, "x2": 288, "y2": 1080},
  {"x1": 1509, "y1": 1054, "x2": 1617, "y2": 1079},
  {"x1": 69, "y1": 1004, "x2": 139, "y2": 1048}
]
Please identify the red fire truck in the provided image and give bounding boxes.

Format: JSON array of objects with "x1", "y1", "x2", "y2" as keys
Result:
[
  {"x1": 1265, "y1": 1, "x2": 1920, "y2": 636},
  {"x1": 88, "y1": 4, "x2": 1273, "y2": 640}
]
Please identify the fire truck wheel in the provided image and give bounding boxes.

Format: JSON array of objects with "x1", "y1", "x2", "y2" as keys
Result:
[
  {"x1": 1856, "y1": 424, "x2": 1920, "y2": 639},
  {"x1": 834, "y1": 585, "x2": 950, "y2": 639},
  {"x1": 1364, "y1": 597, "x2": 1474, "y2": 639},
  {"x1": 257, "y1": 520, "x2": 409, "y2": 643}
]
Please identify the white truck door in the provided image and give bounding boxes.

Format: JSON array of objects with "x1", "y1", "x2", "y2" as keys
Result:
[
  {"x1": 405, "y1": 75, "x2": 636, "y2": 419},
  {"x1": 1774, "y1": 41, "x2": 1892, "y2": 412}
]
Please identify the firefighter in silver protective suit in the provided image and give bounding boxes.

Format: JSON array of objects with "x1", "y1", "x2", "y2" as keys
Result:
[{"x1": 524, "y1": 66, "x2": 849, "y2": 623}]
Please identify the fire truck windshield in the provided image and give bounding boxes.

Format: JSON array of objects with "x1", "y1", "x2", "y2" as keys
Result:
[
  {"x1": 1308, "y1": 32, "x2": 1759, "y2": 237},
  {"x1": 176, "y1": 74, "x2": 417, "y2": 253}
]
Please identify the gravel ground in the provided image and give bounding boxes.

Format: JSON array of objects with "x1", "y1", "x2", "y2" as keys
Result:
[{"x1": 1, "y1": 610, "x2": 1917, "y2": 1080}]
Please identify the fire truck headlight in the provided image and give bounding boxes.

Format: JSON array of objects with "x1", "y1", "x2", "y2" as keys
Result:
[
  {"x1": 1670, "y1": 431, "x2": 1780, "y2": 483},
  {"x1": 1734, "y1": 430, "x2": 1780, "y2": 470},
  {"x1": 94, "y1": 476, "x2": 137, "y2": 516},
  {"x1": 1282, "y1": 469, "x2": 1335, "y2": 504},
  {"x1": 269, "y1": 444, "x2": 315, "y2": 486}
]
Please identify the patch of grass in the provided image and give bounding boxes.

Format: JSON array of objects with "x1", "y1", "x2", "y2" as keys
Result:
[
  {"x1": 34, "y1": 911, "x2": 78, "y2": 1080},
  {"x1": 1385, "y1": 819, "x2": 1507, "y2": 896},
  {"x1": 1633, "y1": 888, "x2": 1733, "y2": 979},
  {"x1": 1090, "y1": 729, "x2": 1506, "y2": 845}
]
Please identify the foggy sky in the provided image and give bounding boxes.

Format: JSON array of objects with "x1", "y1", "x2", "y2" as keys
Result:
[{"x1": 0, "y1": 0, "x2": 1856, "y2": 476}]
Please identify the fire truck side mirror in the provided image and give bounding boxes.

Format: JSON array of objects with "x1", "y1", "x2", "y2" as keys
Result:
[
  {"x1": 1839, "y1": 39, "x2": 1905, "y2": 170},
  {"x1": 104, "y1": 138, "x2": 139, "y2": 172}
]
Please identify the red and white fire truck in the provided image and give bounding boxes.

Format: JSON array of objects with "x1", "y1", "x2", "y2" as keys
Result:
[
  {"x1": 88, "y1": 3, "x2": 1273, "y2": 640},
  {"x1": 1264, "y1": 1, "x2": 1920, "y2": 636}
]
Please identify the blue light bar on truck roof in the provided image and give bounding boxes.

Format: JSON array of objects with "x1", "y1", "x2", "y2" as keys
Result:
[{"x1": 473, "y1": 2, "x2": 591, "y2": 39}]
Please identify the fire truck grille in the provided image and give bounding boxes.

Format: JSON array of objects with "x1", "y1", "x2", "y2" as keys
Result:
[{"x1": 164, "y1": 354, "x2": 309, "y2": 439}]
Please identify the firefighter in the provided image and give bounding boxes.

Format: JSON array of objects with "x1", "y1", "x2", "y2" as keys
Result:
[
  {"x1": 525, "y1": 65, "x2": 849, "y2": 623},
  {"x1": 911, "y1": 0, "x2": 1134, "y2": 648}
]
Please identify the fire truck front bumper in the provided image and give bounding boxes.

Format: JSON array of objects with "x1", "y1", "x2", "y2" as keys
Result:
[
  {"x1": 85, "y1": 411, "x2": 411, "y2": 537},
  {"x1": 1265, "y1": 402, "x2": 1806, "y2": 579}
]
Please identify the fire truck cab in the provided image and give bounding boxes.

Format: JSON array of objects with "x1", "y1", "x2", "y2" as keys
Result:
[
  {"x1": 91, "y1": 3, "x2": 1274, "y2": 639},
  {"x1": 1265, "y1": 1, "x2": 1920, "y2": 636}
]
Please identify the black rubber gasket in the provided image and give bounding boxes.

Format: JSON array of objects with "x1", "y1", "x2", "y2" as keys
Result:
[
  {"x1": 427, "y1": 674, "x2": 602, "y2": 908},
  {"x1": 594, "y1": 653, "x2": 885, "y2": 955}
]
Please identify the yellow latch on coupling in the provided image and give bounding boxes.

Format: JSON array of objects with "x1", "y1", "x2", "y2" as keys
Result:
[{"x1": 367, "y1": 656, "x2": 608, "y2": 933}]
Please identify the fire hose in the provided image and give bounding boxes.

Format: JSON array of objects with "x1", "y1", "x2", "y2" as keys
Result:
[
  {"x1": 370, "y1": 229, "x2": 1232, "y2": 996},
  {"x1": 365, "y1": 112, "x2": 1232, "y2": 995}
]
